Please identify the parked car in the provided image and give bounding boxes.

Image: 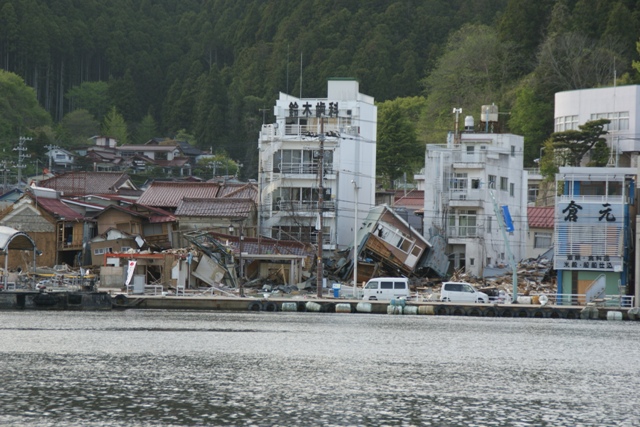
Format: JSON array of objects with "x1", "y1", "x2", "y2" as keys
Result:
[
  {"x1": 362, "y1": 277, "x2": 410, "y2": 301},
  {"x1": 440, "y1": 282, "x2": 489, "y2": 303}
]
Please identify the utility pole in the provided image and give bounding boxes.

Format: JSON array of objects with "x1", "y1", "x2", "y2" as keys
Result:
[
  {"x1": 490, "y1": 190, "x2": 518, "y2": 303},
  {"x1": 1, "y1": 160, "x2": 10, "y2": 193},
  {"x1": 316, "y1": 117, "x2": 325, "y2": 298},
  {"x1": 259, "y1": 108, "x2": 269, "y2": 125},
  {"x1": 14, "y1": 136, "x2": 32, "y2": 187}
]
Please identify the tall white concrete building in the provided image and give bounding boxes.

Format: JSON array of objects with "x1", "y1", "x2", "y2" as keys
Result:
[
  {"x1": 257, "y1": 79, "x2": 377, "y2": 251},
  {"x1": 555, "y1": 85, "x2": 640, "y2": 167},
  {"x1": 423, "y1": 129, "x2": 528, "y2": 277}
]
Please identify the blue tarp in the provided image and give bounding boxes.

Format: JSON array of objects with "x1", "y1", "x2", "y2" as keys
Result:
[{"x1": 501, "y1": 205, "x2": 514, "y2": 232}]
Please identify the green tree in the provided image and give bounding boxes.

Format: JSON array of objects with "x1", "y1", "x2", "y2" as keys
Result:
[
  {"x1": 508, "y1": 83, "x2": 553, "y2": 166},
  {"x1": 421, "y1": 24, "x2": 518, "y2": 143},
  {"x1": 377, "y1": 100, "x2": 422, "y2": 189},
  {"x1": 197, "y1": 153, "x2": 239, "y2": 178},
  {"x1": 135, "y1": 113, "x2": 158, "y2": 144},
  {"x1": 58, "y1": 109, "x2": 100, "y2": 147},
  {"x1": 0, "y1": 69, "x2": 51, "y2": 141},
  {"x1": 101, "y1": 106, "x2": 128, "y2": 145},
  {"x1": 109, "y1": 69, "x2": 142, "y2": 122},
  {"x1": 549, "y1": 119, "x2": 610, "y2": 167},
  {"x1": 66, "y1": 81, "x2": 111, "y2": 121}
]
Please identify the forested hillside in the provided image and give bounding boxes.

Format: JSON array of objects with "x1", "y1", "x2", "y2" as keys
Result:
[{"x1": 0, "y1": 0, "x2": 638, "y2": 179}]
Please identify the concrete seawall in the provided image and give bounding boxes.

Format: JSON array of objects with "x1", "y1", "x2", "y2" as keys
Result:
[{"x1": 112, "y1": 294, "x2": 637, "y2": 320}]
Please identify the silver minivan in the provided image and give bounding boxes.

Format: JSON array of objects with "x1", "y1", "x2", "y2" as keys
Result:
[
  {"x1": 362, "y1": 277, "x2": 410, "y2": 301},
  {"x1": 440, "y1": 282, "x2": 489, "y2": 303}
]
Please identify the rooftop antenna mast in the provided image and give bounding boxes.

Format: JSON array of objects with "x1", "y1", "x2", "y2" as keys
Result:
[{"x1": 453, "y1": 108, "x2": 462, "y2": 145}]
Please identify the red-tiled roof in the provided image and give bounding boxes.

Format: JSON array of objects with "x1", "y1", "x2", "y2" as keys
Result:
[
  {"x1": 95, "y1": 204, "x2": 176, "y2": 223},
  {"x1": 34, "y1": 197, "x2": 84, "y2": 220},
  {"x1": 136, "y1": 182, "x2": 220, "y2": 208},
  {"x1": 528, "y1": 206, "x2": 555, "y2": 229},
  {"x1": 175, "y1": 198, "x2": 254, "y2": 218},
  {"x1": 218, "y1": 183, "x2": 259, "y2": 201},
  {"x1": 394, "y1": 190, "x2": 424, "y2": 208}
]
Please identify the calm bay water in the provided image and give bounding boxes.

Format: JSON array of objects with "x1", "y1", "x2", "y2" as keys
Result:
[{"x1": 0, "y1": 309, "x2": 639, "y2": 427}]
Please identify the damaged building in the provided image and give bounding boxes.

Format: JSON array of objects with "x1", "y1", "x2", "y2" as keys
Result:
[{"x1": 334, "y1": 205, "x2": 449, "y2": 284}]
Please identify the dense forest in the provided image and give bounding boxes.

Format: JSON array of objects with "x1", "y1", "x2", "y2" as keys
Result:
[{"x1": 0, "y1": 0, "x2": 639, "y2": 182}]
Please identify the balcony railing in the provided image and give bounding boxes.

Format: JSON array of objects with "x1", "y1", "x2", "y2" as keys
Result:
[
  {"x1": 446, "y1": 226, "x2": 479, "y2": 239},
  {"x1": 448, "y1": 188, "x2": 485, "y2": 202},
  {"x1": 278, "y1": 162, "x2": 334, "y2": 175},
  {"x1": 274, "y1": 200, "x2": 336, "y2": 213}
]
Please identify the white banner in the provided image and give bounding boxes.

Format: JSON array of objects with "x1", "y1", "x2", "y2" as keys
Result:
[{"x1": 125, "y1": 260, "x2": 137, "y2": 285}]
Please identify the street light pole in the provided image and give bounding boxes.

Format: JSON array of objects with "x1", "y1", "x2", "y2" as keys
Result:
[
  {"x1": 352, "y1": 180, "x2": 360, "y2": 298},
  {"x1": 316, "y1": 117, "x2": 325, "y2": 298}
]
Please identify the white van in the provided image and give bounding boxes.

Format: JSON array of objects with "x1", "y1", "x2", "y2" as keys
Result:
[
  {"x1": 362, "y1": 277, "x2": 410, "y2": 301},
  {"x1": 440, "y1": 282, "x2": 489, "y2": 303}
]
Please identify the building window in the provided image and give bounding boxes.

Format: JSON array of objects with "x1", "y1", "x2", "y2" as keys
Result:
[
  {"x1": 451, "y1": 173, "x2": 468, "y2": 190},
  {"x1": 534, "y1": 232, "x2": 552, "y2": 249},
  {"x1": 486, "y1": 257, "x2": 492, "y2": 266},
  {"x1": 488, "y1": 175, "x2": 496, "y2": 189},
  {"x1": 458, "y1": 210, "x2": 477, "y2": 237},
  {"x1": 93, "y1": 247, "x2": 112, "y2": 255},
  {"x1": 470, "y1": 258, "x2": 475, "y2": 266},
  {"x1": 500, "y1": 177, "x2": 508, "y2": 191},
  {"x1": 528, "y1": 184, "x2": 539, "y2": 204},
  {"x1": 510, "y1": 145, "x2": 515, "y2": 157},
  {"x1": 466, "y1": 145, "x2": 475, "y2": 153},
  {"x1": 590, "y1": 111, "x2": 629, "y2": 131},
  {"x1": 554, "y1": 115, "x2": 579, "y2": 132},
  {"x1": 471, "y1": 178, "x2": 480, "y2": 189},
  {"x1": 486, "y1": 216, "x2": 492, "y2": 233},
  {"x1": 510, "y1": 183, "x2": 515, "y2": 197}
]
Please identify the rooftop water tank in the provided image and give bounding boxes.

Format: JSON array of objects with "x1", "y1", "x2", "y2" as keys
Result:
[
  {"x1": 464, "y1": 115, "x2": 474, "y2": 131},
  {"x1": 481, "y1": 104, "x2": 499, "y2": 122}
]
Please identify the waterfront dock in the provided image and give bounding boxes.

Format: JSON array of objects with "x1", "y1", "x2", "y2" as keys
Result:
[{"x1": 111, "y1": 293, "x2": 637, "y2": 320}]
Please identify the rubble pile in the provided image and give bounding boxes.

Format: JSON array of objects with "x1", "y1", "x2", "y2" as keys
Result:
[{"x1": 445, "y1": 257, "x2": 556, "y2": 298}]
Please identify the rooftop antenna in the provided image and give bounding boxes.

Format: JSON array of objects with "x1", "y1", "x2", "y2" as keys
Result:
[
  {"x1": 300, "y1": 52, "x2": 303, "y2": 99},
  {"x1": 286, "y1": 43, "x2": 289, "y2": 94}
]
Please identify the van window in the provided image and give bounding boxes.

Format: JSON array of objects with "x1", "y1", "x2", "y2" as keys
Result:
[
  {"x1": 446, "y1": 283, "x2": 462, "y2": 292},
  {"x1": 365, "y1": 281, "x2": 379, "y2": 290},
  {"x1": 462, "y1": 284, "x2": 475, "y2": 293},
  {"x1": 394, "y1": 282, "x2": 406, "y2": 289},
  {"x1": 381, "y1": 281, "x2": 393, "y2": 289}
]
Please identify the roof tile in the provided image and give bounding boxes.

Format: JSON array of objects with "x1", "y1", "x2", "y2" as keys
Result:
[
  {"x1": 136, "y1": 182, "x2": 221, "y2": 208},
  {"x1": 175, "y1": 198, "x2": 254, "y2": 218},
  {"x1": 528, "y1": 206, "x2": 555, "y2": 229}
]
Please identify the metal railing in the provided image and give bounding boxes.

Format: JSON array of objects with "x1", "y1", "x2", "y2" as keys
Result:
[
  {"x1": 489, "y1": 293, "x2": 635, "y2": 307},
  {"x1": 274, "y1": 200, "x2": 336, "y2": 212},
  {"x1": 278, "y1": 162, "x2": 334, "y2": 175}
]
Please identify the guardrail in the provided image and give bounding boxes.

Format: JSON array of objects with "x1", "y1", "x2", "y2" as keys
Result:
[{"x1": 489, "y1": 293, "x2": 635, "y2": 307}]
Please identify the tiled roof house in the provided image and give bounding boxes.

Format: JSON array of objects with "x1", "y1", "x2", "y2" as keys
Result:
[
  {"x1": 38, "y1": 172, "x2": 140, "y2": 198},
  {"x1": 527, "y1": 206, "x2": 555, "y2": 259}
]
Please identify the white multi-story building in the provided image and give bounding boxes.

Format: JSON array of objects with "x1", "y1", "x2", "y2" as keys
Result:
[
  {"x1": 257, "y1": 79, "x2": 377, "y2": 251},
  {"x1": 555, "y1": 85, "x2": 640, "y2": 167},
  {"x1": 423, "y1": 129, "x2": 528, "y2": 277}
]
